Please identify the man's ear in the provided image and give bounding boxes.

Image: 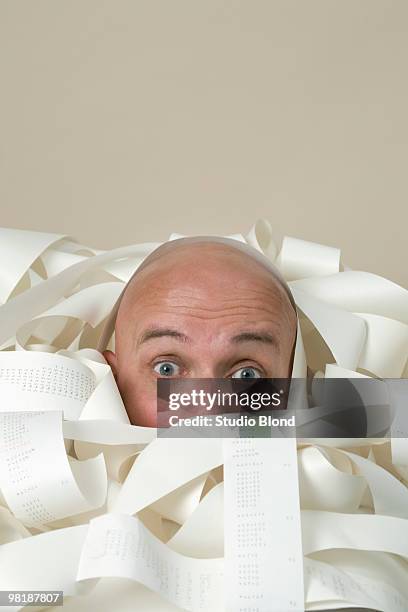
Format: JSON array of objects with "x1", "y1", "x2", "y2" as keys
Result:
[{"x1": 102, "y1": 350, "x2": 118, "y2": 380}]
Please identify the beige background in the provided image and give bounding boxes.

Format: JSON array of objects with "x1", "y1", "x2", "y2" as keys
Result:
[{"x1": 1, "y1": 0, "x2": 407, "y2": 288}]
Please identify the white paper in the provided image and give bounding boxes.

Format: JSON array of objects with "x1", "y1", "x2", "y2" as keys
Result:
[
  {"x1": 77, "y1": 513, "x2": 224, "y2": 611},
  {"x1": 0, "y1": 411, "x2": 107, "y2": 526},
  {"x1": 223, "y1": 438, "x2": 304, "y2": 611},
  {"x1": 0, "y1": 220, "x2": 406, "y2": 612}
]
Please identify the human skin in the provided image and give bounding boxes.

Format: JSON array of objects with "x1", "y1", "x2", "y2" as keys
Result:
[{"x1": 103, "y1": 242, "x2": 297, "y2": 426}]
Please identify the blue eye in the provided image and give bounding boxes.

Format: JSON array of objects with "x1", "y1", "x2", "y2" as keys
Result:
[
  {"x1": 231, "y1": 367, "x2": 261, "y2": 379},
  {"x1": 153, "y1": 361, "x2": 180, "y2": 377}
]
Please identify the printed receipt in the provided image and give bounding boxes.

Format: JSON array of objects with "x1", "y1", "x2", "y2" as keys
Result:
[
  {"x1": 0, "y1": 351, "x2": 96, "y2": 420},
  {"x1": 77, "y1": 513, "x2": 224, "y2": 611},
  {"x1": 0, "y1": 410, "x2": 107, "y2": 527},
  {"x1": 223, "y1": 438, "x2": 304, "y2": 611}
]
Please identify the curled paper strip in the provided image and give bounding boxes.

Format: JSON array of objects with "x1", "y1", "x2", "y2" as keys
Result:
[
  {"x1": 0, "y1": 411, "x2": 107, "y2": 527},
  {"x1": 0, "y1": 220, "x2": 406, "y2": 611}
]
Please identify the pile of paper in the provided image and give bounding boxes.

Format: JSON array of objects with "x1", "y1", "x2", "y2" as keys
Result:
[{"x1": 0, "y1": 220, "x2": 407, "y2": 611}]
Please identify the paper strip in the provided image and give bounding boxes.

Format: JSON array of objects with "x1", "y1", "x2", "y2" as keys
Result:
[
  {"x1": 76, "y1": 513, "x2": 224, "y2": 611},
  {"x1": 0, "y1": 411, "x2": 107, "y2": 526},
  {"x1": 223, "y1": 438, "x2": 304, "y2": 611}
]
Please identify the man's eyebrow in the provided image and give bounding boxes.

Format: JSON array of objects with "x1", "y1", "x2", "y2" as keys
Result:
[
  {"x1": 136, "y1": 327, "x2": 279, "y2": 349},
  {"x1": 230, "y1": 331, "x2": 279, "y2": 349},
  {"x1": 137, "y1": 327, "x2": 191, "y2": 345}
]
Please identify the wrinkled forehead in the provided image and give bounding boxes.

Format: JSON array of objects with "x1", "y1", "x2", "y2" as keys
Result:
[{"x1": 97, "y1": 236, "x2": 298, "y2": 350}]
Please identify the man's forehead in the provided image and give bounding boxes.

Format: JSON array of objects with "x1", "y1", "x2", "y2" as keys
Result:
[
  {"x1": 97, "y1": 236, "x2": 298, "y2": 351},
  {"x1": 125, "y1": 257, "x2": 283, "y2": 299},
  {"x1": 117, "y1": 267, "x2": 295, "y2": 350}
]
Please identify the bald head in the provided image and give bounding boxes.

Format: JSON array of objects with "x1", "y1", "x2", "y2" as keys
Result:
[{"x1": 103, "y1": 238, "x2": 298, "y2": 426}]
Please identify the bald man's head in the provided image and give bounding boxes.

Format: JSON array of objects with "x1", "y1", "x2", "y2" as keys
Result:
[{"x1": 103, "y1": 237, "x2": 298, "y2": 426}]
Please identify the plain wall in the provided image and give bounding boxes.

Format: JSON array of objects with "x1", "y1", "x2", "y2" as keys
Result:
[{"x1": 1, "y1": 0, "x2": 407, "y2": 289}]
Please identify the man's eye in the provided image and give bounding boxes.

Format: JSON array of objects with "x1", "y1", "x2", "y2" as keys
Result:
[
  {"x1": 231, "y1": 366, "x2": 262, "y2": 379},
  {"x1": 153, "y1": 361, "x2": 181, "y2": 377}
]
